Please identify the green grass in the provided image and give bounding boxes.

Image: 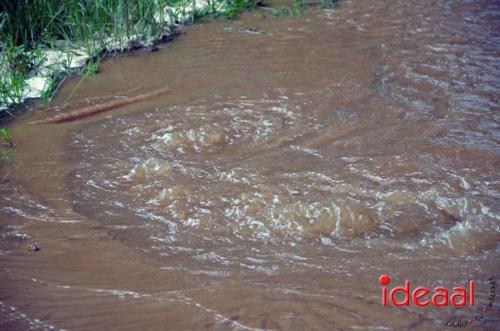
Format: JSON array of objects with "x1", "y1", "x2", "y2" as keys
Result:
[
  {"x1": 0, "y1": 0, "x2": 258, "y2": 52},
  {"x1": 223, "y1": 0, "x2": 257, "y2": 20},
  {"x1": 1, "y1": 0, "x2": 183, "y2": 48},
  {"x1": 0, "y1": 0, "x2": 341, "y2": 116},
  {"x1": 0, "y1": 127, "x2": 14, "y2": 161},
  {"x1": 269, "y1": 0, "x2": 340, "y2": 17},
  {"x1": 0, "y1": 127, "x2": 13, "y2": 146},
  {"x1": 271, "y1": 6, "x2": 293, "y2": 16},
  {"x1": 0, "y1": 0, "x2": 257, "y2": 115}
]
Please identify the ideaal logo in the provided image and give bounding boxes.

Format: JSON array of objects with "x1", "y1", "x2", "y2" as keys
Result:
[
  {"x1": 378, "y1": 274, "x2": 496, "y2": 328},
  {"x1": 379, "y1": 274, "x2": 474, "y2": 307}
]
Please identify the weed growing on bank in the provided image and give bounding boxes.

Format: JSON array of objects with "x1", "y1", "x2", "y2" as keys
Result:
[
  {"x1": 0, "y1": 0, "x2": 259, "y2": 115},
  {"x1": 0, "y1": 127, "x2": 13, "y2": 147},
  {"x1": 269, "y1": 0, "x2": 340, "y2": 17},
  {"x1": 0, "y1": 127, "x2": 14, "y2": 161},
  {"x1": 0, "y1": 0, "x2": 342, "y2": 115}
]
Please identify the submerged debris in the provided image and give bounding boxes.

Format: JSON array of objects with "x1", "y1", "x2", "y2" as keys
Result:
[
  {"x1": 30, "y1": 86, "x2": 171, "y2": 124},
  {"x1": 28, "y1": 243, "x2": 41, "y2": 252}
]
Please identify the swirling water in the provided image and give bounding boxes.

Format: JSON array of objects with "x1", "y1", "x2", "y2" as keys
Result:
[{"x1": 1, "y1": 0, "x2": 499, "y2": 330}]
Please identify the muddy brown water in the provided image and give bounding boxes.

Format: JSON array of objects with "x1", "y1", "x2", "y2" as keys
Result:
[{"x1": 1, "y1": 0, "x2": 499, "y2": 330}]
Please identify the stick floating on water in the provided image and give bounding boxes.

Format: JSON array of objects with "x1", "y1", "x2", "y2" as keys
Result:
[{"x1": 29, "y1": 86, "x2": 170, "y2": 124}]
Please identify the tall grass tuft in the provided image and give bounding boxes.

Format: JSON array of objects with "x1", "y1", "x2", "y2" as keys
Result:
[
  {"x1": 0, "y1": 0, "x2": 256, "y2": 114},
  {"x1": 1, "y1": 0, "x2": 175, "y2": 48},
  {"x1": 0, "y1": 0, "x2": 338, "y2": 114},
  {"x1": 0, "y1": 0, "x2": 259, "y2": 50}
]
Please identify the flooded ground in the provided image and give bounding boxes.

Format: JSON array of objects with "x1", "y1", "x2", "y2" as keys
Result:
[{"x1": 1, "y1": 0, "x2": 499, "y2": 330}]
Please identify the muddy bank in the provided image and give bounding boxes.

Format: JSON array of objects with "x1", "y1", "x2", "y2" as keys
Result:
[
  {"x1": 0, "y1": 0, "x2": 244, "y2": 113},
  {"x1": 1, "y1": 0, "x2": 499, "y2": 330}
]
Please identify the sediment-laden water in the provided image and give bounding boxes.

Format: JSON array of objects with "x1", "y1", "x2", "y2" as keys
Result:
[{"x1": 1, "y1": 0, "x2": 499, "y2": 330}]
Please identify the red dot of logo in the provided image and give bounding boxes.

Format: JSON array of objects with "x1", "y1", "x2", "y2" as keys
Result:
[{"x1": 379, "y1": 274, "x2": 391, "y2": 285}]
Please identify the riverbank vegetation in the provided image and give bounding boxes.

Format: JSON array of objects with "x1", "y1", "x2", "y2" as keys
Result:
[
  {"x1": 0, "y1": 0, "x2": 259, "y2": 115},
  {"x1": 0, "y1": 0, "x2": 342, "y2": 116},
  {"x1": 0, "y1": 127, "x2": 14, "y2": 161}
]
